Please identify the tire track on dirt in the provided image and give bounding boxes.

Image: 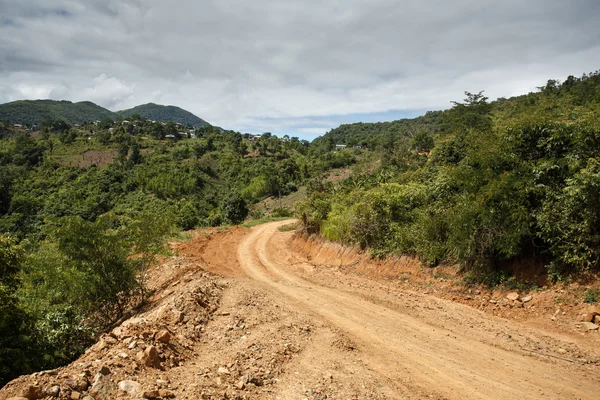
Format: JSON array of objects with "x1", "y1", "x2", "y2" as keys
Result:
[{"x1": 237, "y1": 220, "x2": 597, "y2": 400}]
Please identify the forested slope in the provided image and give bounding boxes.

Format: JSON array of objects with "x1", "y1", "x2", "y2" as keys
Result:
[
  {"x1": 0, "y1": 100, "x2": 117, "y2": 125},
  {"x1": 117, "y1": 103, "x2": 210, "y2": 127},
  {"x1": 298, "y1": 71, "x2": 600, "y2": 284}
]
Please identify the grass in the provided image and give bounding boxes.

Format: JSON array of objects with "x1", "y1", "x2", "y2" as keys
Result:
[
  {"x1": 583, "y1": 288, "x2": 599, "y2": 304},
  {"x1": 278, "y1": 222, "x2": 298, "y2": 232},
  {"x1": 243, "y1": 216, "x2": 292, "y2": 228},
  {"x1": 169, "y1": 231, "x2": 194, "y2": 242}
]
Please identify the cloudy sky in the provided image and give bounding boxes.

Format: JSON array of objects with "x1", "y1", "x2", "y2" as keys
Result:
[{"x1": 1, "y1": 0, "x2": 599, "y2": 139}]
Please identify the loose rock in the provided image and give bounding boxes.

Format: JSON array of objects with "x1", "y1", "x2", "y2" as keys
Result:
[
  {"x1": 137, "y1": 345, "x2": 162, "y2": 369},
  {"x1": 118, "y1": 380, "x2": 141, "y2": 394},
  {"x1": 520, "y1": 295, "x2": 533, "y2": 303},
  {"x1": 90, "y1": 373, "x2": 117, "y2": 400},
  {"x1": 45, "y1": 385, "x2": 60, "y2": 397},
  {"x1": 583, "y1": 322, "x2": 599, "y2": 331},
  {"x1": 217, "y1": 367, "x2": 231, "y2": 375},
  {"x1": 506, "y1": 292, "x2": 519, "y2": 301},
  {"x1": 156, "y1": 329, "x2": 172, "y2": 344}
]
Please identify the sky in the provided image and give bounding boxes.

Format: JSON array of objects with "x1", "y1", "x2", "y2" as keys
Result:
[{"x1": 0, "y1": 1, "x2": 599, "y2": 140}]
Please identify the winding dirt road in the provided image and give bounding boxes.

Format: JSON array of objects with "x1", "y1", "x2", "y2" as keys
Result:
[{"x1": 234, "y1": 220, "x2": 599, "y2": 399}]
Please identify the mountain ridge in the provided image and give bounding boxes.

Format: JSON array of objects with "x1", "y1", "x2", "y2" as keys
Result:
[{"x1": 0, "y1": 99, "x2": 210, "y2": 127}]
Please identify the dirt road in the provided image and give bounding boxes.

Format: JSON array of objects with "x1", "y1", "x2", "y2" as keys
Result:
[
  {"x1": 234, "y1": 220, "x2": 599, "y2": 399},
  {"x1": 3, "y1": 220, "x2": 598, "y2": 400}
]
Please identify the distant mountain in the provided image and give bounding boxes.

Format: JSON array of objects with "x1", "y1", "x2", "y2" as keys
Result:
[
  {"x1": 117, "y1": 103, "x2": 210, "y2": 127},
  {"x1": 0, "y1": 100, "x2": 211, "y2": 128},
  {"x1": 0, "y1": 100, "x2": 117, "y2": 125}
]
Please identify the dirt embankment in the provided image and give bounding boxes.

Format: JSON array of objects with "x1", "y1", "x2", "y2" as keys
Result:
[{"x1": 3, "y1": 222, "x2": 600, "y2": 400}]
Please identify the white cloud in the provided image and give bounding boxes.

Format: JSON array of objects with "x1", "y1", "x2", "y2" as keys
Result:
[{"x1": 1, "y1": 0, "x2": 599, "y2": 138}]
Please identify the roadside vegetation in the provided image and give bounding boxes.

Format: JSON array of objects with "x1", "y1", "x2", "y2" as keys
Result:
[
  {"x1": 0, "y1": 117, "x2": 351, "y2": 385},
  {"x1": 297, "y1": 71, "x2": 600, "y2": 285},
  {"x1": 2, "y1": 70, "x2": 600, "y2": 385}
]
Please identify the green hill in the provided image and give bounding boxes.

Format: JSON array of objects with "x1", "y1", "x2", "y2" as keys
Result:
[
  {"x1": 0, "y1": 100, "x2": 117, "y2": 125},
  {"x1": 117, "y1": 103, "x2": 210, "y2": 127}
]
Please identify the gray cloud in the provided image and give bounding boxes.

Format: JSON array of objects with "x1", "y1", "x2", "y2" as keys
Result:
[{"x1": 0, "y1": 0, "x2": 599, "y2": 138}]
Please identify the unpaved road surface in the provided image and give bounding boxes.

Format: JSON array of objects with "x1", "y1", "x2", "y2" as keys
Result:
[
  {"x1": 231, "y1": 220, "x2": 599, "y2": 399},
  {"x1": 3, "y1": 220, "x2": 598, "y2": 400}
]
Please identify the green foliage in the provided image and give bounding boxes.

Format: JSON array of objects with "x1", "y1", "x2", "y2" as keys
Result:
[
  {"x1": 0, "y1": 236, "x2": 34, "y2": 386},
  {"x1": 300, "y1": 71, "x2": 600, "y2": 282},
  {"x1": 583, "y1": 288, "x2": 599, "y2": 304},
  {"x1": 0, "y1": 100, "x2": 115, "y2": 126},
  {"x1": 117, "y1": 103, "x2": 210, "y2": 127},
  {"x1": 222, "y1": 193, "x2": 249, "y2": 224}
]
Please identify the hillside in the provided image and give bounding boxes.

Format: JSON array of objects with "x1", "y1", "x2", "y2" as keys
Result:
[
  {"x1": 319, "y1": 72, "x2": 600, "y2": 147},
  {"x1": 300, "y1": 71, "x2": 600, "y2": 284},
  {"x1": 0, "y1": 100, "x2": 117, "y2": 125},
  {"x1": 117, "y1": 103, "x2": 210, "y2": 127}
]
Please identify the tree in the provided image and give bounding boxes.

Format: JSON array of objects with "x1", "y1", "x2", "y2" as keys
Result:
[
  {"x1": 222, "y1": 193, "x2": 248, "y2": 224},
  {"x1": 0, "y1": 235, "x2": 33, "y2": 386}
]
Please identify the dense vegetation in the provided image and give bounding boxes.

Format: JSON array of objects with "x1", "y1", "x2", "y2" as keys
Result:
[
  {"x1": 3, "y1": 70, "x2": 600, "y2": 386},
  {"x1": 0, "y1": 118, "x2": 345, "y2": 385},
  {"x1": 0, "y1": 100, "x2": 117, "y2": 126},
  {"x1": 0, "y1": 100, "x2": 210, "y2": 128},
  {"x1": 117, "y1": 103, "x2": 210, "y2": 127},
  {"x1": 298, "y1": 71, "x2": 600, "y2": 284}
]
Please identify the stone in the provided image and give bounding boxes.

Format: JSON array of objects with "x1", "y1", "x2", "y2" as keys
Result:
[
  {"x1": 137, "y1": 345, "x2": 162, "y2": 368},
  {"x1": 170, "y1": 310, "x2": 185, "y2": 323},
  {"x1": 142, "y1": 390, "x2": 160, "y2": 399},
  {"x1": 98, "y1": 365, "x2": 111, "y2": 375},
  {"x1": 520, "y1": 295, "x2": 533, "y2": 303},
  {"x1": 583, "y1": 312, "x2": 600, "y2": 323},
  {"x1": 249, "y1": 375, "x2": 264, "y2": 386},
  {"x1": 45, "y1": 385, "x2": 61, "y2": 397},
  {"x1": 128, "y1": 340, "x2": 137, "y2": 349},
  {"x1": 583, "y1": 322, "x2": 599, "y2": 330},
  {"x1": 82, "y1": 397, "x2": 94, "y2": 400},
  {"x1": 595, "y1": 315, "x2": 600, "y2": 325},
  {"x1": 20, "y1": 385, "x2": 45, "y2": 400},
  {"x1": 217, "y1": 366, "x2": 231, "y2": 375},
  {"x1": 111, "y1": 327, "x2": 123, "y2": 338},
  {"x1": 118, "y1": 380, "x2": 141, "y2": 395},
  {"x1": 7, "y1": 398, "x2": 29, "y2": 400},
  {"x1": 156, "y1": 330, "x2": 172, "y2": 344},
  {"x1": 70, "y1": 392, "x2": 81, "y2": 400},
  {"x1": 117, "y1": 352, "x2": 129, "y2": 359},
  {"x1": 158, "y1": 389, "x2": 175, "y2": 398},
  {"x1": 90, "y1": 373, "x2": 117, "y2": 400},
  {"x1": 506, "y1": 292, "x2": 519, "y2": 301},
  {"x1": 235, "y1": 375, "x2": 249, "y2": 390},
  {"x1": 103, "y1": 335, "x2": 118, "y2": 345}
]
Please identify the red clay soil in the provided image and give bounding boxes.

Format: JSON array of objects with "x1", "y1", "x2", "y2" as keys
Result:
[{"x1": 2, "y1": 221, "x2": 599, "y2": 400}]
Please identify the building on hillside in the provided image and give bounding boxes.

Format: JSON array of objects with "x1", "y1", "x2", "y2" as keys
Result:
[{"x1": 335, "y1": 144, "x2": 347, "y2": 150}]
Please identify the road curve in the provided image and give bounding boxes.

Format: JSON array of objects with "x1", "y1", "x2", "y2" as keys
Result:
[{"x1": 237, "y1": 220, "x2": 598, "y2": 400}]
